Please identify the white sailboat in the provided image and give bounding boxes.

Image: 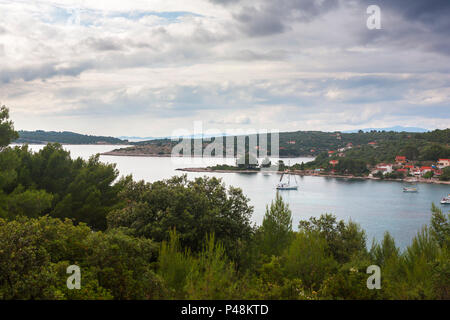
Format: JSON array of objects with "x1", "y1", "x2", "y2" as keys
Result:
[
  {"x1": 440, "y1": 194, "x2": 450, "y2": 204},
  {"x1": 403, "y1": 182, "x2": 418, "y2": 193},
  {"x1": 276, "y1": 170, "x2": 298, "y2": 190}
]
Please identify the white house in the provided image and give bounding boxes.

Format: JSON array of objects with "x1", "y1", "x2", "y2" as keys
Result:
[
  {"x1": 437, "y1": 159, "x2": 450, "y2": 169},
  {"x1": 373, "y1": 163, "x2": 393, "y2": 175}
]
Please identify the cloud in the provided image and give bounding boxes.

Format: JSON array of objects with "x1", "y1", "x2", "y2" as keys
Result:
[
  {"x1": 0, "y1": 0, "x2": 448, "y2": 136},
  {"x1": 228, "y1": 0, "x2": 340, "y2": 36}
]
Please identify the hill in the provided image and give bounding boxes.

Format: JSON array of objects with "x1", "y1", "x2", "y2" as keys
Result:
[
  {"x1": 15, "y1": 130, "x2": 129, "y2": 145},
  {"x1": 342, "y1": 126, "x2": 429, "y2": 133},
  {"x1": 104, "y1": 129, "x2": 450, "y2": 159}
]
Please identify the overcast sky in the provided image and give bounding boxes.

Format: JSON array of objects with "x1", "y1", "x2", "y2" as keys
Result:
[{"x1": 1, "y1": 0, "x2": 449, "y2": 136}]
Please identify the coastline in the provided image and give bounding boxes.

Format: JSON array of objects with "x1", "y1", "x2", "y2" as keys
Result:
[
  {"x1": 177, "y1": 167, "x2": 450, "y2": 185},
  {"x1": 100, "y1": 151, "x2": 315, "y2": 159}
]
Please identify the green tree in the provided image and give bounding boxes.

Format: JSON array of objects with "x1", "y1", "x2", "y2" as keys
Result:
[
  {"x1": 440, "y1": 167, "x2": 450, "y2": 181},
  {"x1": 283, "y1": 231, "x2": 337, "y2": 291},
  {"x1": 257, "y1": 193, "x2": 293, "y2": 257},
  {"x1": 0, "y1": 216, "x2": 164, "y2": 300},
  {"x1": 108, "y1": 175, "x2": 254, "y2": 260},
  {"x1": 185, "y1": 234, "x2": 239, "y2": 299},
  {"x1": 402, "y1": 145, "x2": 419, "y2": 161},
  {"x1": 430, "y1": 203, "x2": 450, "y2": 248},
  {"x1": 420, "y1": 144, "x2": 450, "y2": 161},
  {"x1": 298, "y1": 214, "x2": 367, "y2": 263},
  {"x1": 0, "y1": 105, "x2": 18, "y2": 150},
  {"x1": 4, "y1": 188, "x2": 53, "y2": 219},
  {"x1": 236, "y1": 152, "x2": 258, "y2": 169},
  {"x1": 422, "y1": 171, "x2": 433, "y2": 179}
]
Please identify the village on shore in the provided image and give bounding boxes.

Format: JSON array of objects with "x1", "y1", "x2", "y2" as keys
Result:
[{"x1": 178, "y1": 140, "x2": 450, "y2": 185}]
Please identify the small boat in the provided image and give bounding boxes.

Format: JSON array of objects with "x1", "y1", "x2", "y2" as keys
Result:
[
  {"x1": 276, "y1": 182, "x2": 298, "y2": 190},
  {"x1": 441, "y1": 194, "x2": 450, "y2": 204},
  {"x1": 276, "y1": 170, "x2": 298, "y2": 190},
  {"x1": 403, "y1": 187, "x2": 418, "y2": 193}
]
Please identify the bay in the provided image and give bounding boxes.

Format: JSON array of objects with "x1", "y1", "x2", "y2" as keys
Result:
[{"x1": 23, "y1": 144, "x2": 450, "y2": 249}]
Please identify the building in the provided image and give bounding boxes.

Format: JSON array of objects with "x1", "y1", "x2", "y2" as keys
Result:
[
  {"x1": 420, "y1": 166, "x2": 433, "y2": 174},
  {"x1": 328, "y1": 151, "x2": 335, "y2": 157},
  {"x1": 373, "y1": 163, "x2": 393, "y2": 175},
  {"x1": 437, "y1": 159, "x2": 450, "y2": 169},
  {"x1": 368, "y1": 141, "x2": 377, "y2": 146},
  {"x1": 287, "y1": 140, "x2": 296, "y2": 145},
  {"x1": 329, "y1": 160, "x2": 339, "y2": 166},
  {"x1": 395, "y1": 156, "x2": 406, "y2": 164}
]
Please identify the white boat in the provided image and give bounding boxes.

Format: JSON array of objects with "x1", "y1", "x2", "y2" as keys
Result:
[
  {"x1": 440, "y1": 194, "x2": 450, "y2": 204},
  {"x1": 403, "y1": 187, "x2": 418, "y2": 193},
  {"x1": 276, "y1": 170, "x2": 298, "y2": 190}
]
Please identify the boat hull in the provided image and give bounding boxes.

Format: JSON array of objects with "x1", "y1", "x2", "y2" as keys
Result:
[{"x1": 276, "y1": 186, "x2": 298, "y2": 190}]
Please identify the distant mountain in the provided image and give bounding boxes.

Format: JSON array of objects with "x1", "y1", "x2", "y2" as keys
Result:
[
  {"x1": 118, "y1": 136, "x2": 158, "y2": 142},
  {"x1": 15, "y1": 130, "x2": 129, "y2": 145},
  {"x1": 343, "y1": 126, "x2": 429, "y2": 133},
  {"x1": 121, "y1": 133, "x2": 232, "y2": 143}
]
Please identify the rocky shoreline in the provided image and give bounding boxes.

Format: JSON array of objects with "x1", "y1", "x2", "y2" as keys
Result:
[{"x1": 101, "y1": 151, "x2": 315, "y2": 159}]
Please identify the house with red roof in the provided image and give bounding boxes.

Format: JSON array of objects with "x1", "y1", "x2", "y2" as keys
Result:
[
  {"x1": 420, "y1": 166, "x2": 433, "y2": 175},
  {"x1": 329, "y1": 160, "x2": 339, "y2": 166},
  {"x1": 395, "y1": 156, "x2": 406, "y2": 164}
]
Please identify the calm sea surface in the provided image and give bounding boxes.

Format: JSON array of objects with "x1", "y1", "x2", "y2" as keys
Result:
[{"x1": 23, "y1": 144, "x2": 450, "y2": 249}]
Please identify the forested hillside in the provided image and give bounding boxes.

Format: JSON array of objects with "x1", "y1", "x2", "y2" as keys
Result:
[
  {"x1": 15, "y1": 130, "x2": 128, "y2": 145},
  {"x1": 109, "y1": 129, "x2": 449, "y2": 159}
]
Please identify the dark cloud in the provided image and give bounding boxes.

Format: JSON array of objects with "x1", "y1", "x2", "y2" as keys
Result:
[
  {"x1": 83, "y1": 37, "x2": 125, "y2": 51},
  {"x1": 0, "y1": 61, "x2": 93, "y2": 84},
  {"x1": 358, "y1": 0, "x2": 450, "y2": 55},
  {"x1": 229, "y1": 49, "x2": 287, "y2": 61},
  {"x1": 221, "y1": 0, "x2": 340, "y2": 36},
  {"x1": 209, "y1": 0, "x2": 241, "y2": 5},
  {"x1": 368, "y1": 0, "x2": 450, "y2": 24}
]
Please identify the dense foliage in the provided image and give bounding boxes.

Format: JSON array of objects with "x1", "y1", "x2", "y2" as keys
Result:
[
  {"x1": 0, "y1": 144, "x2": 124, "y2": 230},
  {"x1": 107, "y1": 175, "x2": 254, "y2": 261},
  {"x1": 0, "y1": 105, "x2": 18, "y2": 150},
  {"x1": 0, "y1": 107, "x2": 449, "y2": 300},
  {"x1": 117, "y1": 128, "x2": 449, "y2": 159}
]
